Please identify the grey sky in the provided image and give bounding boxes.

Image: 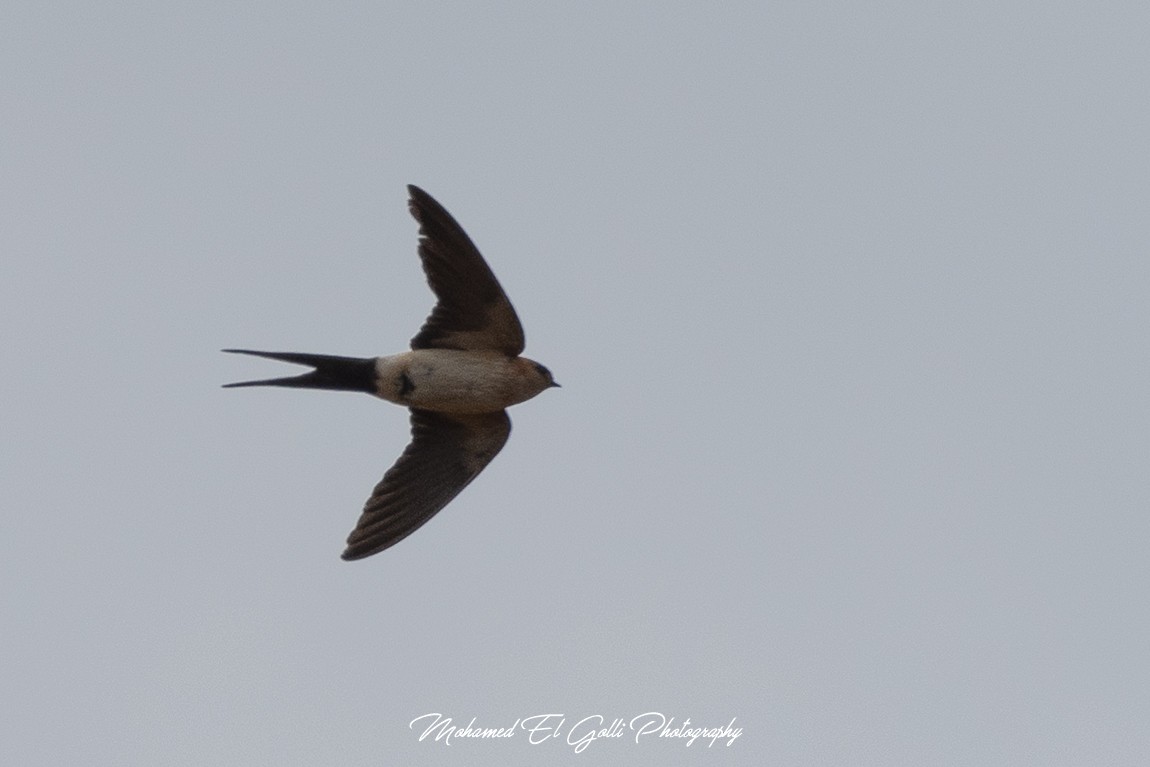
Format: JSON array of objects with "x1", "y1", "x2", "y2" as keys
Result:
[{"x1": 2, "y1": 2, "x2": 1147, "y2": 765}]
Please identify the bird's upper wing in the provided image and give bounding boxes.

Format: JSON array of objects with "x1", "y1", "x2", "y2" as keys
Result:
[
  {"x1": 406, "y1": 185, "x2": 525, "y2": 356},
  {"x1": 341, "y1": 408, "x2": 512, "y2": 560}
]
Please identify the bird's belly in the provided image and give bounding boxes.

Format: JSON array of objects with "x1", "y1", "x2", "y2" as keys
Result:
[{"x1": 378, "y1": 351, "x2": 527, "y2": 413}]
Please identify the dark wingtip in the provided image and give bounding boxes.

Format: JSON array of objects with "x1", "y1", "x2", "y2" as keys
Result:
[
  {"x1": 341, "y1": 542, "x2": 391, "y2": 562},
  {"x1": 406, "y1": 185, "x2": 434, "y2": 221}
]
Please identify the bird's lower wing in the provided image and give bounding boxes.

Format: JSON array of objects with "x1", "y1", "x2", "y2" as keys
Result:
[{"x1": 341, "y1": 409, "x2": 512, "y2": 560}]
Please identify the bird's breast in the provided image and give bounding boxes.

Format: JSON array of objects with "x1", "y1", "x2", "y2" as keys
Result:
[{"x1": 374, "y1": 350, "x2": 539, "y2": 413}]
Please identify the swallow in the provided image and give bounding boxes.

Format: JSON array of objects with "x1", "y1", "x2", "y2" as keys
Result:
[{"x1": 224, "y1": 185, "x2": 558, "y2": 560}]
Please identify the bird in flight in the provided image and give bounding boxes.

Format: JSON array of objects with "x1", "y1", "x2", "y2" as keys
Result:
[{"x1": 224, "y1": 185, "x2": 558, "y2": 561}]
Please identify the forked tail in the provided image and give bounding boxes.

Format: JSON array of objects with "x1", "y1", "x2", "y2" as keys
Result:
[{"x1": 221, "y1": 349, "x2": 376, "y2": 393}]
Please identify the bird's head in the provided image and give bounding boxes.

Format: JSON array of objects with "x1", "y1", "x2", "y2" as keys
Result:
[{"x1": 523, "y1": 359, "x2": 560, "y2": 391}]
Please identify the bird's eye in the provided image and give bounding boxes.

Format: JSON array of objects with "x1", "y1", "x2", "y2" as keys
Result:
[{"x1": 533, "y1": 363, "x2": 552, "y2": 381}]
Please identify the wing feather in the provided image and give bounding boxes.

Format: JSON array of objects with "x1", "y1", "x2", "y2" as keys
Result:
[
  {"x1": 341, "y1": 409, "x2": 512, "y2": 560},
  {"x1": 406, "y1": 185, "x2": 525, "y2": 355}
]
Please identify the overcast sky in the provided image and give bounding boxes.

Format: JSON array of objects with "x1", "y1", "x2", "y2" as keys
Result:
[{"x1": 3, "y1": 2, "x2": 1148, "y2": 765}]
